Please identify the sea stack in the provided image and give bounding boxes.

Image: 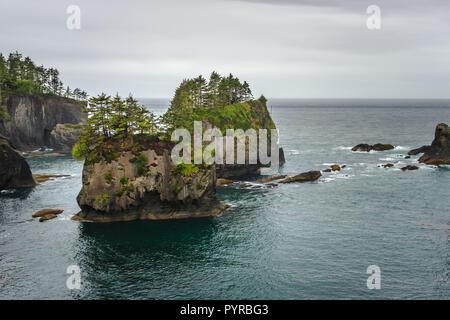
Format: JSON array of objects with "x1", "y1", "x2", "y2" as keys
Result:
[{"x1": 408, "y1": 123, "x2": 450, "y2": 165}]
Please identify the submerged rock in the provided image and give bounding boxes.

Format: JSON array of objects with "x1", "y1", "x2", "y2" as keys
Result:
[
  {"x1": 33, "y1": 174, "x2": 70, "y2": 184},
  {"x1": 39, "y1": 214, "x2": 58, "y2": 222},
  {"x1": 417, "y1": 123, "x2": 450, "y2": 165},
  {"x1": 352, "y1": 143, "x2": 394, "y2": 152},
  {"x1": 352, "y1": 144, "x2": 372, "y2": 152},
  {"x1": 280, "y1": 171, "x2": 322, "y2": 183},
  {"x1": 0, "y1": 135, "x2": 36, "y2": 190}
]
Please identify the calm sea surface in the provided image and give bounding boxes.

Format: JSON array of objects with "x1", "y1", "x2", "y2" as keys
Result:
[{"x1": 1, "y1": 99, "x2": 450, "y2": 299}]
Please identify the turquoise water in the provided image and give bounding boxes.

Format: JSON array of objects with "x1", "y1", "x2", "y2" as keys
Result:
[{"x1": 1, "y1": 99, "x2": 449, "y2": 299}]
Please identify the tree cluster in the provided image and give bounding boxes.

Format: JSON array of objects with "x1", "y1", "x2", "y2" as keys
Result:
[
  {"x1": 0, "y1": 51, "x2": 87, "y2": 103},
  {"x1": 163, "y1": 72, "x2": 253, "y2": 129},
  {"x1": 74, "y1": 93, "x2": 159, "y2": 160}
]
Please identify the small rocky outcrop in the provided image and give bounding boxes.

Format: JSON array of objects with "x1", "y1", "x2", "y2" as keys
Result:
[
  {"x1": 352, "y1": 143, "x2": 394, "y2": 152},
  {"x1": 39, "y1": 214, "x2": 58, "y2": 222},
  {"x1": 32, "y1": 209, "x2": 64, "y2": 218},
  {"x1": 401, "y1": 165, "x2": 419, "y2": 171},
  {"x1": 216, "y1": 178, "x2": 234, "y2": 187},
  {"x1": 408, "y1": 145, "x2": 430, "y2": 156},
  {"x1": 0, "y1": 135, "x2": 36, "y2": 190},
  {"x1": 258, "y1": 175, "x2": 286, "y2": 183},
  {"x1": 415, "y1": 123, "x2": 450, "y2": 165},
  {"x1": 280, "y1": 171, "x2": 321, "y2": 183},
  {"x1": 381, "y1": 163, "x2": 394, "y2": 168},
  {"x1": 75, "y1": 147, "x2": 227, "y2": 222}
]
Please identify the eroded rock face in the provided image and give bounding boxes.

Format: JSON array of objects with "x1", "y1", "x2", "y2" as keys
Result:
[
  {"x1": 0, "y1": 135, "x2": 36, "y2": 190},
  {"x1": 75, "y1": 149, "x2": 226, "y2": 222},
  {"x1": 417, "y1": 123, "x2": 450, "y2": 165},
  {"x1": 0, "y1": 93, "x2": 86, "y2": 152}
]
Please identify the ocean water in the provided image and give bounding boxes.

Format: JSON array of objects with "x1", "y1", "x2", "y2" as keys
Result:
[{"x1": 1, "y1": 99, "x2": 450, "y2": 299}]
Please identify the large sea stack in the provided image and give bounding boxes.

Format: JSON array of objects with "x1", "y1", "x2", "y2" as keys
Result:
[
  {"x1": 75, "y1": 139, "x2": 226, "y2": 222},
  {"x1": 408, "y1": 123, "x2": 450, "y2": 165}
]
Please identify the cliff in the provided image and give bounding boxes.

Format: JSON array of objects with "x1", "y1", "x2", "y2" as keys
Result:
[
  {"x1": 0, "y1": 135, "x2": 36, "y2": 190},
  {"x1": 74, "y1": 138, "x2": 227, "y2": 222},
  {"x1": 0, "y1": 93, "x2": 87, "y2": 152}
]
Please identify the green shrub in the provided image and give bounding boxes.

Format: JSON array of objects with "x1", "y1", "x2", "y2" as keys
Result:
[
  {"x1": 104, "y1": 172, "x2": 113, "y2": 184},
  {"x1": 171, "y1": 162, "x2": 199, "y2": 176},
  {"x1": 72, "y1": 141, "x2": 87, "y2": 161},
  {"x1": 120, "y1": 176, "x2": 129, "y2": 185}
]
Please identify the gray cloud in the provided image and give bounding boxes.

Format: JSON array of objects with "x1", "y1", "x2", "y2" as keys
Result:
[{"x1": 0, "y1": 0, "x2": 449, "y2": 98}]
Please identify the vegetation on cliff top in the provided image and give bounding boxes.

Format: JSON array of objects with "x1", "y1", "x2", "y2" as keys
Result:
[
  {"x1": 73, "y1": 72, "x2": 275, "y2": 164},
  {"x1": 0, "y1": 51, "x2": 88, "y2": 108}
]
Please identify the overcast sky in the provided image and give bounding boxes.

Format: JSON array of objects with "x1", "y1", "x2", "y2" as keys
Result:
[{"x1": 1, "y1": 0, "x2": 449, "y2": 98}]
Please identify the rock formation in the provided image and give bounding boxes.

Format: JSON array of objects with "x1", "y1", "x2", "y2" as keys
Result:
[
  {"x1": 0, "y1": 93, "x2": 86, "y2": 152},
  {"x1": 280, "y1": 171, "x2": 322, "y2": 183},
  {"x1": 412, "y1": 123, "x2": 450, "y2": 165},
  {"x1": 74, "y1": 143, "x2": 227, "y2": 222},
  {"x1": 0, "y1": 135, "x2": 36, "y2": 190},
  {"x1": 352, "y1": 143, "x2": 394, "y2": 152}
]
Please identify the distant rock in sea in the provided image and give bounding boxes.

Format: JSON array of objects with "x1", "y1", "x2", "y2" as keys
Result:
[{"x1": 413, "y1": 123, "x2": 450, "y2": 165}]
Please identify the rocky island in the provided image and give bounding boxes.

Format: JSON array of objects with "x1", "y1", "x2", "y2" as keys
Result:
[
  {"x1": 408, "y1": 123, "x2": 450, "y2": 165},
  {"x1": 73, "y1": 73, "x2": 283, "y2": 222}
]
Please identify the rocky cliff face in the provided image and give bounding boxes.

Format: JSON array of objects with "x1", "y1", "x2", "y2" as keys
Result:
[
  {"x1": 0, "y1": 93, "x2": 86, "y2": 152},
  {"x1": 417, "y1": 123, "x2": 450, "y2": 165},
  {"x1": 0, "y1": 135, "x2": 36, "y2": 190},
  {"x1": 75, "y1": 148, "x2": 226, "y2": 222}
]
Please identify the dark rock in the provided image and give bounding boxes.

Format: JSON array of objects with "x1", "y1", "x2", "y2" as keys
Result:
[
  {"x1": 401, "y1": 165, "x2": 419, "y2": 171},
  {"x1": 408, "y1": 145, "x2": 431, "y2": 156},
  {"x1": 352, "y1": 143, "x2": 394, "y2": 152},
  {"x1": 331, "y1": 164, "x2": 341, "y2": 171},
  {"x1": 404, "y1": 156, "x2": 411, "y2": 159},
  {"x1": 0, "y1": 135, "x2": 36, "y2": 190},
  {"x1": 372, "y1": 143, "x2": 395, "y2": 151},
  {"x1": 417, "y1": 123, "x2": 450, "y2": 165},
  {"x1": 352, "y1": 144, "x2": 373, "y2": 152},
  {"x1": 382, "y1": 163, "x2": 394, "y2": 168},
  {"x1": 322, "y1": 168, "x2": 332, "y2": 173},
  {"x1": 280, "y1": 171, "x2": 322, "y2": 183}
]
